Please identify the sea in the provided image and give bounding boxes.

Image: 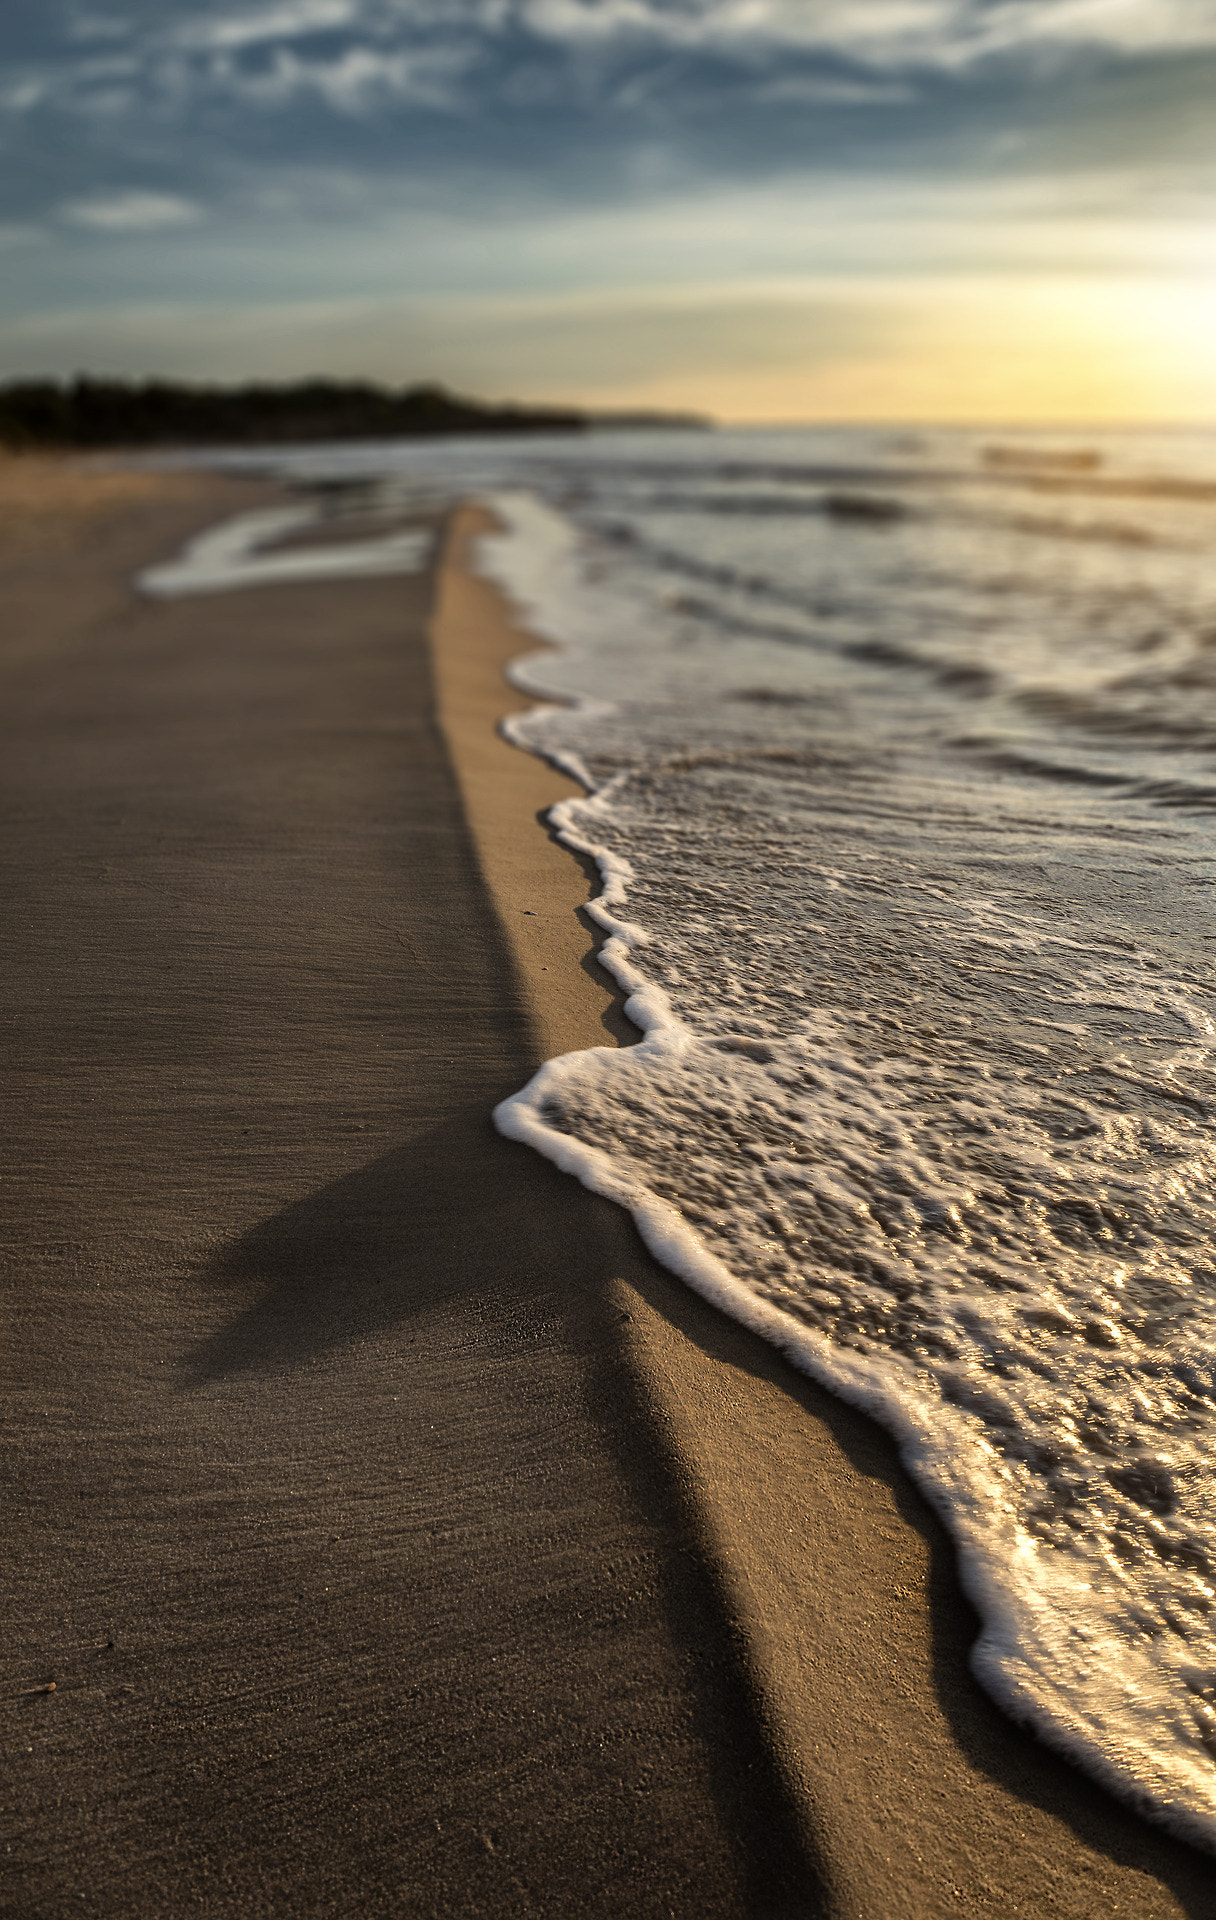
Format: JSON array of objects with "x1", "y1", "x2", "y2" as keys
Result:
[{"x1": 160, "y1": 424, "x2": 1216, "y2": 1851}]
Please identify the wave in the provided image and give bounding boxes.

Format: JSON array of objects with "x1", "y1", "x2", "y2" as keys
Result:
[
  {"x1": 479, "y1": 485, "x2": 1216, "y2": 1853},
  {"x1": 1006, "y1": 513, "x2": 1164, "y2": 549}
]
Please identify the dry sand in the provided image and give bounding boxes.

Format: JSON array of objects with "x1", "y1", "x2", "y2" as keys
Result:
[
  {"x1": 1, "y1": 464, "x2": 813, "y2": 1917},
  {"x1": 0, "y1": 449, "x2": 175, "y2": 551},
  {"x1": 1, "y1": 465, "x2": 1214, "y2": 1918}
]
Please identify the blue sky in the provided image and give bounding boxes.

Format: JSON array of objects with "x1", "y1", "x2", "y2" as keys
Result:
[{"x1": 2, "y1": 1, "x2": 1214, "y2": 418}]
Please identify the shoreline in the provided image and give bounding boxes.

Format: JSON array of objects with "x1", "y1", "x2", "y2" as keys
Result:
[
  {"x1": 0, "y1": 464, "x2": 1213, "y2": 1914},
  {"x1": 432, "y1": 502, "x2": 1216, "y2": 1918}
]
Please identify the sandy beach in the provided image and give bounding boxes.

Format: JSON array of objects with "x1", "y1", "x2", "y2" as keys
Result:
[{"x1": 3, "y1": 461, "x2": 1216, "y2": 1917}]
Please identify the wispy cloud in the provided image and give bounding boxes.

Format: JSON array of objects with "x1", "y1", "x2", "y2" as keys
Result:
[
  {"x1": 755, "y1": 74, "x2": 913, "y2": 104},
  {"x1": 1, "y1": 0, "x2": 1214, "y2": 408},
  {"x1": 515, "y1": 0, "x2": 1216, "y2": 62},
  {"x1": 175, "y1": 1, "x2": 362, "y2": 55},
  {"x1": 60, "y1": 191, "x2": 204, "y2": 230},
  {"x1": 2, "y1": 0, "x2": 1208, "y2": 225},
  {"x1": 12, "y1": 0, "x2": 1216, "y2": 139},
  {"x1": 200, "y1": 42, "x2": 475, "y2": 110}
]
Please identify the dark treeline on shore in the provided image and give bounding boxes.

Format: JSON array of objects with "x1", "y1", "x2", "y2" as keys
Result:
[{"x1": 0, "y1": 376, "x2": 706, "y2": 449}]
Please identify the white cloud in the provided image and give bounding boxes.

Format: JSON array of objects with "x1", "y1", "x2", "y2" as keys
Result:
[
  {"x1": 60, "y1": 192, "x2": 205, "y2": 231},
  {"x1": 176, "y1": 1, "x2": 360, "y2": 54},
  {"x1": 517, "y1": 0, "x2": 1216, "y2": 63},
  {"x1": 756, "y1": 73, "x2": 913, "y2": 103},
  {"x1": 203, "y1": 40, "x2": 474, "y2": 108},
  {"x1": 10, "y1": 0, "x2": 1216, "y2": 150},
  {"x1": 1, "y1": 78, "x2": 51, "y2": 112},
  {"x1": 32, "y1": 0, "x2": 1216, "y2": 117},
  {"x1": 972, "y1": 0, "x2": 1216, "y2": 57}
]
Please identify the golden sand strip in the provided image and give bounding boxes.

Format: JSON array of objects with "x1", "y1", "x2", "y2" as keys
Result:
[{"x1": 431, "y1": 504, "x2": 1215, "y2": 1920}]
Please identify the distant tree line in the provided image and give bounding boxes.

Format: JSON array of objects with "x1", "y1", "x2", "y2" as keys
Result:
[{"x1": 0, "y1": 376, "x2": 595, "y2": 449}]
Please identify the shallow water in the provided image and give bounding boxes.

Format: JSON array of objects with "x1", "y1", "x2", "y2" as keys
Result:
[
  {"x1": 138, "y1": 500, "x2": 432, "y2": 594},
  {"x1": 211, "y1": 425, "x2": 1216, "y2": 1847}
]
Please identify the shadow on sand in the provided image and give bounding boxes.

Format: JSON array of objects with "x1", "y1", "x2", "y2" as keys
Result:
[
  {"x1": 187, "y1": 1084, "x2": 1216, "y2": 1916},
  {"x1": 187, "y1": 1102, "x2": 830, "y2": 1919},
  {"x1": 621, "y1": 1254, "x2": 1216, "y2": 1919}
]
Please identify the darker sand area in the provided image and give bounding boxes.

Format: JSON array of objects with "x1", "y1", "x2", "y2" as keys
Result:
[
  {"x1": 0, "y1": 467, "x2": 813, "y2": 1918},
  {"x1": 1, "y1": 467, "x2": 1214, "y2": 1917}
]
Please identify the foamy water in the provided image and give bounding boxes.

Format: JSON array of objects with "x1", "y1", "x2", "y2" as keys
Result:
[
  {"x1": 139, "y1": 501, "x2": 432, "y2": 595},
  {"x1": 183, "y1": 426, "x2": 1216, "y2": 1846}
]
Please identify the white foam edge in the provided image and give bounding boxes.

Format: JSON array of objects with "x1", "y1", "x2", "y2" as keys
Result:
[
  {"x1": 475, "y1": 485, "x2": 1216, "y2": 1852},
  {"x1": 139, "y1": 503, "x2": 432, "y2": 597},
  {"x1": 496, "y1": 1034, "x2": 1216, "y2": 1851}
]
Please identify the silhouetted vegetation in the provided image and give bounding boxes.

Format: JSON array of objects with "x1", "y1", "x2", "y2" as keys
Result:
[{"x1": 0, "y1": 376, "x2": 600, "y2": 449}]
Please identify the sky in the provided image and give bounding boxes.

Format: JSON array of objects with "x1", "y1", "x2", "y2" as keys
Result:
[{"x1": 1, "y1": 0, "x2": 1214, "y2": 421}]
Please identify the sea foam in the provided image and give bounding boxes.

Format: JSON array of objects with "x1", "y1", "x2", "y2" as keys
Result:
[
  {"x1": 481, "y1": 479, "x2": 1216, "y2": 1851},
  {"x1": 139, "y1": 503, "x2": 431, "y2": 596}
]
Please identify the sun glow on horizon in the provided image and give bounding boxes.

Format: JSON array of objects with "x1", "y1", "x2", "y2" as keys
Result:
[{"x1": 537, "y1": 273, "x2": 1216, "y2": 428}]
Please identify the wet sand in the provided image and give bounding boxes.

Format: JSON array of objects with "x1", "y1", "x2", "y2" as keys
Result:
[{"x1": 1, "y1": 468, "x2": 1215, "y2": 1917}]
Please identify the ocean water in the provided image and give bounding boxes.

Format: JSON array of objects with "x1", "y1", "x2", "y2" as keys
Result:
[
  {"x1": 139, "y1": 499, "x2": 432, "y2": 594},
  {"x1": 198, "y1": 425, "x2": 1216, "y2": 1847}
]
